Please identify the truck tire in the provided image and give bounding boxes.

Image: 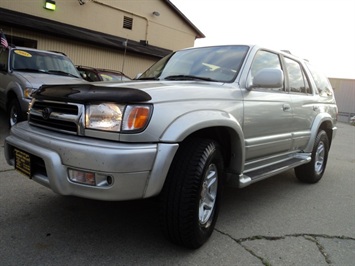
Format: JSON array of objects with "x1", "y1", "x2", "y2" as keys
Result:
[
  {"x1": 295, "y1": 130, "x2": 329, "y2": 183},
  {"x1": 160, "y1": 138, "x2": 224, "y2": 249},
  {"x1": 8, "y1": 98, "x2": 23, "y2": 127}
]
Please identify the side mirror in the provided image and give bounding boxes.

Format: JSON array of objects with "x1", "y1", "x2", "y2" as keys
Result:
[{"x1": 248, "y1": 68, "x2": 283, "y2": 90}]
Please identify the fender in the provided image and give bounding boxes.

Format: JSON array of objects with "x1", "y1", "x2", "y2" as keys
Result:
[
  {"x1": 304, "y1": 112, "x2": 336, "y2": 152},
  {"x1": 160, "y1": 110, "x2": 246, "y2": 174},
  {"x1": 5, "y1": 80, "x2": 25, "y2": 106}
]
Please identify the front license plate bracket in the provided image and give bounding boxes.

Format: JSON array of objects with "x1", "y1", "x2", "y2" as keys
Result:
[{"x1": 14, "y1": 149, "x2": 32, "y2": 178}]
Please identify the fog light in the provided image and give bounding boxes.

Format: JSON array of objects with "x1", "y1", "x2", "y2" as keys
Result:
[{"x1": 68, "y1": 169, "x2": 96, "y2": 186}]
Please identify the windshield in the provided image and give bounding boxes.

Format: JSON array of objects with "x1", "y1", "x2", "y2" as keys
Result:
[
  {"x1": 138, "y1": 45, "x2": 250, "y2": 82},
  {"x1": 10, "y1": 49, "x2": 81, "y2": 78},
  {"x1": 98, "y1": 71, "x2": 131, "y2": 81}
]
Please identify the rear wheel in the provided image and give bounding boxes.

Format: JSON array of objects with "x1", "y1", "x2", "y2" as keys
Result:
[
  {"x1": 160, "y1": 138, "x2": 224, "y2": 249},
  {"x1": 8, "y1": 98, "x2": 24, "y2": 127},
  {"x1": 295, "y1": 130, "x2": 329, "y2": 183}
]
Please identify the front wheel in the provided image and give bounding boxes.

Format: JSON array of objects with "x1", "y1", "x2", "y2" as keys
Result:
[
  {"x1": 160, "y1": 138, "x2": 224, "y2": 249},
  {"x1": 8, "y1": 99, "x2": 24, "y2": 127},
  {"x1": 295, "y1": 130, "x2": 329, "y2": 183}
]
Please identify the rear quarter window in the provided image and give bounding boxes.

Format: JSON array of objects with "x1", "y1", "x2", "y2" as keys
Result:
[{"x1": 306, "y1": 63, "x2": 333, "y2": 97}]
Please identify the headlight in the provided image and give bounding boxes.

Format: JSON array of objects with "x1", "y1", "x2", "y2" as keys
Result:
[
  {"x1": 86, "y1": 103, "x2": 124, "y2": 131},
  {"x1": 85, "y1": 103, "x2": 151, "y2": 132}
]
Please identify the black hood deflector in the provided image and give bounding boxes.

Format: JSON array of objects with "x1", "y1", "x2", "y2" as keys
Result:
[{"x1": 33, "y1": 84, "x2": 152, "y2": 103}]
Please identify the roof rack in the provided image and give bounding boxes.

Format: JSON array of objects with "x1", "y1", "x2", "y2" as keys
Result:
[{"x1": 281, "y1": 50, "x2": 292, "y2": 54}]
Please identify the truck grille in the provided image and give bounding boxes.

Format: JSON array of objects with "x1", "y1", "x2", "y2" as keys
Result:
[{"x1": 29, "y1": 100, "x2": 84, "y2": 135}]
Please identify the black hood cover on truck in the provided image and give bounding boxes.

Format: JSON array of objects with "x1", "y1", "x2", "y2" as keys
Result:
[{"x1": 33, "y1": 84, "x2": 152, "y2": 103}]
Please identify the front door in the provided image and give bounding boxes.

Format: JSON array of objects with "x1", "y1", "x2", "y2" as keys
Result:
[{"x1": 242, "y1": 50, "x2": 294, "y2": 161}]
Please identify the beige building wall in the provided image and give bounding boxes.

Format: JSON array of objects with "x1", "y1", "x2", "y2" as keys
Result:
[
  {"x1": 1, "y1": 0, "x2": 202, "y2": 77},
  {"x1": 0, "y1": 0, "x2": 198, "y2": 51}
]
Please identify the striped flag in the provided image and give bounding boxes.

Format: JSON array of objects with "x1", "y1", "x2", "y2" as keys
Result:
[{"x1": 1, "y1": 32, "x2": 8, "y2": 48}]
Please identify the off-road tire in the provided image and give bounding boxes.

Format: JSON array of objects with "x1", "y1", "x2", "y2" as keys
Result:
[
  {"x1": 160, "y1": 138, "x2": 224, "y2": 249},
  {"x1": 295, "y1": 130, "x2": 329, "y2": 183},
  {"x1": 8, "y1": 98, "x2": 24, "y2": 127}
]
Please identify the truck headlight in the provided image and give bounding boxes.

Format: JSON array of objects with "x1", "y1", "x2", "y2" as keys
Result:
[{"x1": 85, "y1": 103, "x2": 151, "y2": 132}]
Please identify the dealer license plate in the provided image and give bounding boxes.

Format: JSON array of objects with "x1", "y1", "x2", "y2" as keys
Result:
[{"x1": 14, "y1": 149, "x2": 32, "y2": 178}]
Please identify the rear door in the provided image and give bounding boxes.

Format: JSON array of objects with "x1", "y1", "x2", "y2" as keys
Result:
[{"x1": 283, "y1": 56, "x2": 315, "y2": 150}]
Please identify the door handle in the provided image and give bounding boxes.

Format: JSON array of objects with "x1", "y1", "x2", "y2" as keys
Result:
[
  {"x1": 313, "y1": 105, "x2": 320, "y2": 111},
  {"x1": 282, "y1": 104, "x2": 291, "y2": 111}
]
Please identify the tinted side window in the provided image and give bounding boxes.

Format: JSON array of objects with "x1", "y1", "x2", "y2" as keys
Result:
[
  {"x1": 306, "y1": 62, "x2": 333, "y2": 97},
  {"x1": 249, "y1": 50, "x2": 284, "y2": 91},
  {"x1": 284, "y1": 57, "x2": 310, "y2": 94},
  {"x1": 250, "y1": 50, "x2": 282, "y2": 76}
]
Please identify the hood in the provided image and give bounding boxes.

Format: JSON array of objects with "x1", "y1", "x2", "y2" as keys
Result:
[
  {"x1": 33, "y1": 83, "x2": 151, "y2": 103},
  {"x1": 33, "y1": 80, "x2": 239, "y2": 104},
  {"x1": 100, "y1": 80, "x2": 238, "y2": 103},
  {"x1": 15, "y1": 72, "x2": 85, "y2": 89}
]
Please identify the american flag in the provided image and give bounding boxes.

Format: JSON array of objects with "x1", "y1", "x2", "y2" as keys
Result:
[{"x1": 1, "y1": 32, "x2": 8, "y2": 48}]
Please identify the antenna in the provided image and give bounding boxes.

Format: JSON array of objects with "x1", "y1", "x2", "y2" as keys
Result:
[{"x1": 121, "y1": 40, "x2": 128, "y2": 79}]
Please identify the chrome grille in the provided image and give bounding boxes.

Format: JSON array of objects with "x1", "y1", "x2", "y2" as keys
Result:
[{"x1": 29, "y1": 100, "x2": 83, "y2": 134}]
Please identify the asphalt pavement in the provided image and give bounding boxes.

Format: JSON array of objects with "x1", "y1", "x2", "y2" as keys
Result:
[{"x1": 1, "y1": 109, "x2": 354, "y2": 266}]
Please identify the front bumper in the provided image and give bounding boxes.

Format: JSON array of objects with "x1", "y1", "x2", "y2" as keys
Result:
[{"x1": 5, "y1": 122, "x2": 178, "y2": 201}]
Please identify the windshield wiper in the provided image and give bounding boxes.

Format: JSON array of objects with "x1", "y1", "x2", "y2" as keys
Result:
[
  {"x1": 12, "y1": 68, "x2": 45, "y2": 73},
  {"x1": 164, "y1": 75, "x2": 217, "y2": 82},
  {"x1": 47, "y1": 70, "x2": 80, "y2": 78}
]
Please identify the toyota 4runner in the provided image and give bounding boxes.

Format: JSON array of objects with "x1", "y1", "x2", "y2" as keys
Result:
[
  {"x1": 4, "y1": 45, "x2": 338, "y2": 249},
  {"x1": 0, "y1": 46, "x2": 84, "y2": 126}
]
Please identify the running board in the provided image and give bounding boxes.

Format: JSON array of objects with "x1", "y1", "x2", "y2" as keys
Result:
[{"x1": 238, "y1": 156, "x2": 311, "y2": 188}]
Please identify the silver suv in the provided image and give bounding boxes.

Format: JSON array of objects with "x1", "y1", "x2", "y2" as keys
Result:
[
  {"x1": 0, "y1": 46, "x2": 84, "y2": 126},
  {"x1": 5, "y1": 45, "x2": 338, "y2": 249}
]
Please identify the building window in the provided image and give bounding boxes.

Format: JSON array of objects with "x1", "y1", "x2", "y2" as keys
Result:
[
  {"x1": 2, "y1": 34, "x2": 37, "y2": 48},
  {"x1": 123, "y1": 16, "x2": 133, "y2": 30}
]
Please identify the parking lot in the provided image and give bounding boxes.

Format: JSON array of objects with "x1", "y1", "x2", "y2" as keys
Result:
[{"x1": 1, "y1": 109, "x2": 354, "y2": 265}]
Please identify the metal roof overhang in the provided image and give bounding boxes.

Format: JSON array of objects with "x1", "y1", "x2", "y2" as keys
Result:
[
  {"x1": 164, "y1": 0, "x2": 205, "y2": 39},
  {"x1": 0, "y1": 8, "x2": 172, "y2": 58}
]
